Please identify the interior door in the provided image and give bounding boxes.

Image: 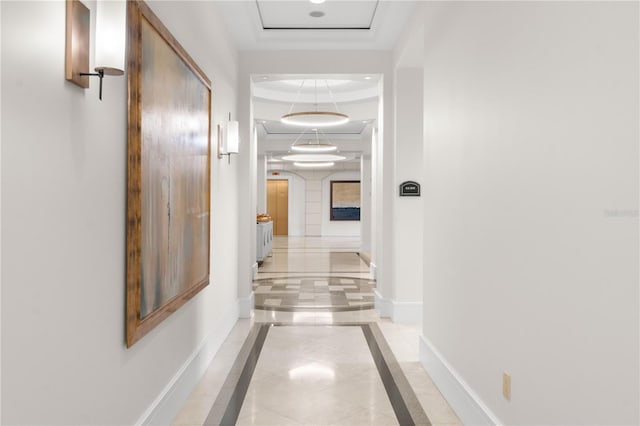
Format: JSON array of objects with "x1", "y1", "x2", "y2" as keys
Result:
[{"x1": 267, "y1": 179, "x2": 289, "y2": 235}]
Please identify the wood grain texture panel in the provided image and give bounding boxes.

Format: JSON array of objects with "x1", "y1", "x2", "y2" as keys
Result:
[
  {"x1": 267, "y1": 180, "x2": 288, "y2": 235},
  {"x1": 65, "y1": 0, "x2": 90, "y2": 88},
  {"x1": 126, "y1": 0, "x2": 212, "y2": 347}
]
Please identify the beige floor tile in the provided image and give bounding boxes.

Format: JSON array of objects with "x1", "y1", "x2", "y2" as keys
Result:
[{"x1": 174, "y1": 237, "x2": 461, "y2": 426}]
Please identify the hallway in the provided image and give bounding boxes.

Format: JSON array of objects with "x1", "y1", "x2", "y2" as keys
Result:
[{"x1": 173, "y1": 237, "x2": 461, "y2": 425}]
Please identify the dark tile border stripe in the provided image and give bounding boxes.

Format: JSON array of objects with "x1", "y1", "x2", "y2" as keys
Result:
[
  {"x1": 205, "y1": 322, "x2": 431, "y2": 426},
  {"x1": 204, "y1": 324, "x2": 270, "y2": 426},
  {"x1": 362, "y1": 323, "x2": 432, "y2": 426}
]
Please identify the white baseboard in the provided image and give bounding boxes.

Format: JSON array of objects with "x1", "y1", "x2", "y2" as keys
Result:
[
  {"x1": 390, "y1": 301, "x2": 422, "y2": 325},
  {"x1": 419, "y1": 335, "x2": 501, "y2": 426},
  {"x1": 238, "y1": 292, "x2": 254, "y2": 319},
  {"x1": 374, "y1": 289, "x2": 391, "y2": 318},
  {"x1": 138, "y1": 304, "x2": 239, "y2": 425}
]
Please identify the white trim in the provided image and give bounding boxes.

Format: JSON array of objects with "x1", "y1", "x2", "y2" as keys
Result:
[
  {"x1": 238, "y1": 292, "x2": 255, "y2": 319},
  {"x1": 390, "y1": 301, "x2": 422, "y2": 324},
  {"x1": 251, "y1": 262, "x2": 258, "y2": 280},
  {"x1": 137, "y1": 304, "x2": 239, "y2": 425},
  {"x1": 370, "y1": 262, "x2": 377, "y2": 280},
  {"x1": 419, "y1": 335, "x2": 502, "y2": 426},
  {"x1": 374, "y1": 289, "x2": 391, "y2": 318}
]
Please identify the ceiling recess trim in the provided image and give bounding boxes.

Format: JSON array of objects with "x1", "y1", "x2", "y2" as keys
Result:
[{"x1": 255, "y1": 0, "x2": 380, "y2": 31}]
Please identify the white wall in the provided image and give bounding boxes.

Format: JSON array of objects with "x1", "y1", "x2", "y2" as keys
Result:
[
  {"x1": 257, "y1": 154, "x2": 267, "y2": 213},
  {"x1": 420, "y1": 2, "x2": 639, "y2": 425},
  {"x1": 301, "y1": 170, "x2": 324, "y2": 236},
  {"x1": 360, "y1": 154, "x2": 372, "y2": 256},
  {"x1": 1, "y1": 1, "x2": 241, "y2": 424},
  {"x1": 0, "y1": 2, "x2": 3, "y2": 419},
  {"x1": 391, "y1": 67, "x2": 423, "y2": 323}
]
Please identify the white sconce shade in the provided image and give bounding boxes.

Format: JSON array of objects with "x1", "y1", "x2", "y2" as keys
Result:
[
  {"x1": 95, "y1": 0, "x2": 126, "y2": 75},
  {"x1": 224, "y1": 120, "x2": 240, "y2": 154}
]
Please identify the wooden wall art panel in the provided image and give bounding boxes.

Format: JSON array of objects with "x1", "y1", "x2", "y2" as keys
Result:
[{"x1": 126, "y1": 0, "x2": 212, "y2": 347}]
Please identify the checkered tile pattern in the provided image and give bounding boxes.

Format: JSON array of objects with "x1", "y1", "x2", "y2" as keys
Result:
[{"x1": 254, "y1": 277, "x2": 376, "y2": 311}]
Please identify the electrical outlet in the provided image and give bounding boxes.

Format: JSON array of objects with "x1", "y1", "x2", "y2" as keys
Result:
[{"x1": 503, "y1": 372, "x2": 511, "y2": 401}]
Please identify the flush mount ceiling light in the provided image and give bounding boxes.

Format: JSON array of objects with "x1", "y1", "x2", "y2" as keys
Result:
[
  {"x1": 294, "y1": 162, "x2": 335, "y2": 168},
  {"x1": 309, "y1": 0, "x2": 326, "y2": 4},
  {"x1": 290, "y1": 128, "x2": 337, "y2": 153},
  {"x1": 281, "y1": 80, "x2": 349, "y2": 127}
]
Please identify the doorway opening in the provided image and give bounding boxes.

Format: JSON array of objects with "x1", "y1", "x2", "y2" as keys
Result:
[
  {"x1": 253, "y1": 73, "x2": 381, "y2": 310},
  {"x1": 267, "y1": 179, "x2": 289, "y2": 236}
]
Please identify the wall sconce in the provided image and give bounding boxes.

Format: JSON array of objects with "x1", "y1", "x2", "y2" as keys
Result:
[
  {"x1": 65, "y1": 0, "x2": 125, "y2": 100},
  {"x1": 218, "y1": 113, "x2": 240, "y2": 163}
]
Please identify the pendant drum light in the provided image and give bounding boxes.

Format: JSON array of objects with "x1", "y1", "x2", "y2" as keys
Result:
[
  {"x1": 290, "y1": 128, "x2": 338, "y2": 153},
  {"x1": 281, "y1": 80, "x2": 349, "y2": 127}
]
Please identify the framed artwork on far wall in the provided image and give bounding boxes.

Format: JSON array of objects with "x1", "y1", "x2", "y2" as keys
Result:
[
  {"x1": 330, "y1": 180, "x2": 361, "y2": 221},
  {"x1": 126, "y1": 0, "x2": 212, "y2": 347}
]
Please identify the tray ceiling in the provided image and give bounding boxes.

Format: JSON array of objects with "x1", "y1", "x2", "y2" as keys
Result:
[{"x1": 257, "y1": 0, "x2": 379, "y2": 30}]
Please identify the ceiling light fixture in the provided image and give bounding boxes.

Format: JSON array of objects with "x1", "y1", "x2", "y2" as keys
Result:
[
  {"x1": 282, "y1": 153, "x2": 346, "y2": 162},
  {"x1": 309, "y1": 0, "x2": 326, "y2": 4},
  {"x1": 281, "y1": 80, "x2": 349, "y2": 127},
  {"x1": 294, "y1": 162, "x2": 334, "y2": 168},
  {"x1": 292, "y1": 144, "x2": 337, "y2": 153},
  {"x1": 290, "y1": 128, "x2": 338, "y2": 153}
]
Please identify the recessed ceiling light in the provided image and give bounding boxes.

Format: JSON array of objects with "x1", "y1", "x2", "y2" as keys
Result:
[
  {"x1": 309, "y1": 11, "x2": 325, "y2": 18},
  {"x1": 364, "y1": 76, "x2": 372, "y2": 80},
  {"x1": 309, "y1": 0, "x2": 326, "y2": 4}
]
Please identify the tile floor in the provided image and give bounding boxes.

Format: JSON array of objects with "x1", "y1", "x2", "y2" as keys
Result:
[
  {"x1": 236, "y1": 325, "x2": 399, "y2": 425},
  {"x1": 257, "y1": 236, "x2": 370, "y2": 277},
  {"x1": 173, "y1": 236, "x2": 461, "y2": 426},
  {"x1": 254, "y1": 276, "x2": 375, "y2": 311}
]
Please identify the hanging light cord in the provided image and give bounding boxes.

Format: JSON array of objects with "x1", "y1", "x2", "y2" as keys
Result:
[
  {"x1": 316, "y1": 128, "x2": 336, "y2": 147},
  {"x1": 285, "y1": 79, "x2": 342, "y2": 115},
  {"x1": 324, "y1": 79, "x2": 342, "y2": 114},
  {"x1": 290, "y1": 128, "x2": 310, "y2": 146},
  {"x1": 315, "y1": 80, "x2": 318, "y2": 112},
  {"x1": 290, "y1": 128, "x2": 336, "y2": 149},
  {"x1": 286, "y1": 79, "x2": 307, "y2": 115}
]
